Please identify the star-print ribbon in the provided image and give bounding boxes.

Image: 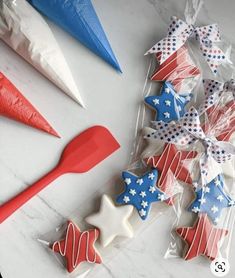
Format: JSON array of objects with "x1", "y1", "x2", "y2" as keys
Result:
[
  {"x1": 145, "y1": 16, "x2": 229, "y2": 74},
  {"x1": 145, "y1": 107, "x2": 235, "y2": 185},
  {"x1": 198, "y1": 79, "x2": 235, "y2": 115}
]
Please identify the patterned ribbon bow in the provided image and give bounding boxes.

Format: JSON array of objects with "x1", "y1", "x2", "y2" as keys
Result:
[
  {"x1": 199, "y1": 79, "x2": 235, "y2": 115},
  {"x1": 145, "y1": 16, "x2": 228, "y2": 74},
  {"x1": 145, "y1": 107, "x2": 235, "y2": 185}
]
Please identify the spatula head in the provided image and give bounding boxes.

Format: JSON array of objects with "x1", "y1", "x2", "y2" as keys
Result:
[{"x1": 58, "y1": 126, "x2": 120, "y2": 173}]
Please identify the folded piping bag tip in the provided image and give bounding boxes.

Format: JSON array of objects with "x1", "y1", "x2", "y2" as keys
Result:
[
  {"x1": 48, "y1": 127, "x2": 61, "y2": 138},
  {"x1": 112, "y1": 59, "x2": 122, "y2": 73},
  {"x1": 28, "y1": 0, "x2": 122, "y2": 72},
  {"x1": 0, "y1": 0, "x2": 84, "y2": 107},
  {"x1": 0, "y1": 72, "x2": 60, "y2": 137},
  {"x1": 60, "y1": 80, "x2": 86, "y2": 107}
]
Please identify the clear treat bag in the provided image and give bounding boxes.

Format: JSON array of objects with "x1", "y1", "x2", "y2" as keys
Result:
[
  {"x1": 37, "y1": 163, "x2": 180, "y2": 277},
  {"x1": 164, "y1": 100, "x2": 235, "y2": 261},
  {"x1": 144, "y1": 0, "x2": 234, "y2": 107}
]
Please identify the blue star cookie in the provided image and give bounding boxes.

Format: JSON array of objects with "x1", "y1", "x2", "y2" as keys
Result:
[
  {"x1": 144, "y1": 81, "x2": 191, "y2": 122},
  {"x1": 116, "y1": 169, "x2": 167, "y2": 220},
  {"x1": 189, "y1": 174, "x2": 235, "y2": 224}
]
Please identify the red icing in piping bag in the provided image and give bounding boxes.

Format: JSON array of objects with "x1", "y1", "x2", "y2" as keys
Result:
[{"x1": 0, "y1": 72, "x2": 59, "y2": 137}]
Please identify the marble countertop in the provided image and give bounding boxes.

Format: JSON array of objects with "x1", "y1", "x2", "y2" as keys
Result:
[{"x1": 0, "y1": 0, "x2": 235, "y2": 277}]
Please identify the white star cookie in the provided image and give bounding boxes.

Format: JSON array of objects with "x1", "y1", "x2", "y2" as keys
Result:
[{"x1": 85, "y1": 195, "x2": 133, "y2": 247}]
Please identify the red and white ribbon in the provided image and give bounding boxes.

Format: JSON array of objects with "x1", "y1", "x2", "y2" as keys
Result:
[
  {"x1": 145, "y1": 16, "x2": 230, "y2": 74},
  {"x1": 145, "y1": 107, "x2": 235, "y2": 185}
]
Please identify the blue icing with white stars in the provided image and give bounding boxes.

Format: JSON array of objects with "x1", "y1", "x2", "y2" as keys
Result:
[
  {"x1": 189, "y1": 174, "x2": 235, "y2": 224},
  {"x1": 116, "y1": 169, "x2": 167, "y2": 220},
  {"x1": 144, "y1": 81, "x2": 191, "y2": 122}
]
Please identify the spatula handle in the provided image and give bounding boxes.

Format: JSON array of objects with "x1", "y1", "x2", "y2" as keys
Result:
[{"x1": 0, "y1": 167, "x2": 62, "y2": 223}]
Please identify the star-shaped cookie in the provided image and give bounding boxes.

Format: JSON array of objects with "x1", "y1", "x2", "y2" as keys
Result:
[
  {"x1": 51, "y1": 221, "x2": 102, "y2": 273},
  {"x1": 85, "y1": 194, "x2": 133, "y2": 247},
  {"x1": 207, "y1": 100, "x2": 235, "y2": 142},
  {"x1": 116, "y1": 169, "x2": 167, "y2": 220},
  {"x1": 151, "y1": 46, "x2": 200, "y2": 91},
  {"x1": 144, "y1": 81, "x2": 191, "y2": 122},
  {"x1": 145, "y1": 144, "x2": 198, "y2": 204},
  {"x1": 189, "y1": 174, "x2": 235, "y2": 224},
  {"x1": 176, "y1": 214, "x2": 228, "y2": 260}
]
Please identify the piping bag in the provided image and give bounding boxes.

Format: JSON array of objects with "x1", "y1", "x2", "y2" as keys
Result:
[
  {"x1": 0, "y1": 126, "x2": 120, "y2": 223},
  {"x1": 28, "y1": 0, "x2": 122, "y2": 72},
  {"x1": 0, "y1": 0, "x2": 84, "y2": 107},
  {"x1": 0, "y1": 72, "x2": 59, "y2": 137}
]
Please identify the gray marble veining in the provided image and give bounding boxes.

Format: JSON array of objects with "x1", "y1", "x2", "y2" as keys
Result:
[{"x1": 0, "y1": 0, "x2": 235, "y2": 278}]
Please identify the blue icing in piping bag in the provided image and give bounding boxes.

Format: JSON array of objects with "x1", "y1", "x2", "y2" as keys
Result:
[{"x1": 28, "y1": 0, "x2": 122, "y2": 72}]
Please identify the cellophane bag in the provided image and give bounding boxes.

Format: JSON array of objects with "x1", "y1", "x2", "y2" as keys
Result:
[{"x1": 165, "y1": 90, "x2": 235, "y2": 262}]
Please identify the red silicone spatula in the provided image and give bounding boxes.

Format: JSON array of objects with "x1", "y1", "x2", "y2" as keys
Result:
[{"x1": 0, "y1": 126, "x2": 120, "y2": 223}]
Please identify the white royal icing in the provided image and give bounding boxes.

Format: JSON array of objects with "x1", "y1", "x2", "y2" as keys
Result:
[
  {"x1": 0, "y1": 0, "x2": 84, "y2": 106},
  {"x1": 85, "y1": 194, "x2": 133, "y2": 247}
]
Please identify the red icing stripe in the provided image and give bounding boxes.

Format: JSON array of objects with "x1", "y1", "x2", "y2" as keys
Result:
[
  {"x1": 205, "y1": 100, "x2": 235, "y2": 142},
  {"x1": 145, "y1": 144, "x2": 197, "y2": 205},
  {"x1": 151, "y1": 47, "x2": 200, "y2": 91}
]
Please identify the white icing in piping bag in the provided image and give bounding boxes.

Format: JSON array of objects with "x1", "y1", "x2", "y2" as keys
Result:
[{"x1": 0, "y1": 0, "x2": 84, "y2": 107}]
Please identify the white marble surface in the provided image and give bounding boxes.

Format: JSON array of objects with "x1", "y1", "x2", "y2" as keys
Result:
[{"x1": 0, "y1": 0, "x2": 235, "y2": 277}]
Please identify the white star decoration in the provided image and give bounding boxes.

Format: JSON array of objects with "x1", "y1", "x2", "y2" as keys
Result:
[
  {"x1": 192, "y1": 206, "x2": 200, "y2": 213},
  {"x1": 123, "y1": 196, "x2": 130, "y2": 203},
  {"x1": 125, "y1": 178, "x2": 131, "y2": 185},
  {"x1": 164, "y1": 112, "x2": 170, "y2": 118},
  {"x1": 129, "y1": 189, "x2": 136, "y2": 196},
  {"x1": 165, "y1": 100, "x2": 171, "y2": 106},
  {"x1": 217, "y1": 195, "x2": 224, "y2": 202},
  {"x1": 140, "y1": 191, "x2": 147, "y2": 198},
  {"x1": 137, "y1": 179, "x2": 144, "y2": 185},
  {"x1": 141, "y1": 201, "x2": 148, "y2": 208},
  {"x1": 149, "y1": 186, "x2": 156, "y2": 193},
  {"x1": 148, "y1": 173, "x2": 155, "y2": 180},
  {"x1": 165, "y1": 88, "x2": 170, "y2": 93},
  {"x1": 153, "y1": 99, "x2": 160, "y2": 105},
  {"x1": 139, "y1": 209, "x2": 146, "y2": 217},
  {"x1": 158, "y1": 194, "x2": 165, "y2": 201},
  {"x1": 199, "y1": 197, "x2": 206, "y2": 204},
  {"x1": 211, "y1": 205, "x2": 219, "y2": 213},
  {"x1": 85, "y1": 195, "x2": 133, "y2": 247}
]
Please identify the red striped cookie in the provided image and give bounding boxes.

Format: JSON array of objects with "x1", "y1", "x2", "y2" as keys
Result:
[
  {"x1": 51, "y1": 221, "x2": 102, "y2": 272},
  {"x1": 207, "y1": 100, "x2": 235, "y2": 142},
  {"x1": 151, "y1": 46, "x2": 200, "y2": 91},
  {"x1": 145, "y1": 144, "x2": 197, "y2": 205},
  {"x1": 176, "y1": 214, "x2": 228, "y2": 260}
]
